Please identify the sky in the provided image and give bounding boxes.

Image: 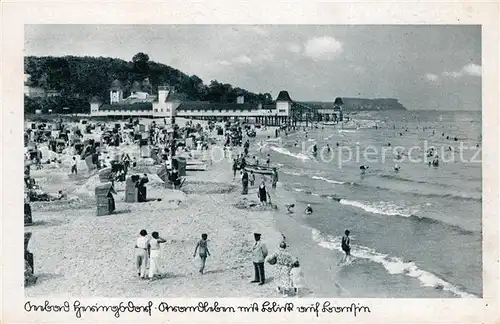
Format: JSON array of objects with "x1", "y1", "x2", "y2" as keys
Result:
[{"x1": 25, "y1": 25, "x2": 482, "y2": 110}]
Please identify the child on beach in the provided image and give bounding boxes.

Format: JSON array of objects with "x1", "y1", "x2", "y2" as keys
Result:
[
  {"x1": 71, "y1": 157, "x2": 77, "y2": 175},
  {"x1": 193, "y1": 233, "x2": 211, "y2": 274},
  {"x1": 285, "y1": 204, "x2": 295, "y2": 213},
  {"x1": 249, "y1": 171, "x2": 255, "y2": 186},
  {"x1": 148, "y1": 232, "x2": 167, "y2": 279},
  {"x1": 291, "y1": 259, "x2": 304, "y2": 297}
]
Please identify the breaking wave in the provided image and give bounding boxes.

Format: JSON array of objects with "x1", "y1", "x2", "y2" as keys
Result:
[
  {"x1": 311, "y1": 175, "x2": 346, "y2": 185},
  {"x1": 269, "y1": 146, "x2": 310, "y2": 161},
  {"x1": 311, "y1": 229, "x2": 478, "y2": 298}
]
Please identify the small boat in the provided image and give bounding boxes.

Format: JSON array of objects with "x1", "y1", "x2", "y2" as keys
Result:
[
  {"x1": 164, "y1": 160, "x2": 208, "y2": 171},
  {"x1": 244, "y1": 164, "x2": 276, "y2": 175},
  {"x1": 320, "y1": 121, "x2": 338, "y2": 126}
]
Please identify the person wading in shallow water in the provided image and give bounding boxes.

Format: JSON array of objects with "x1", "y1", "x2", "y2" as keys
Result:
[
  {"x1": 341, "y1": 230, "x2": 351, "y2": 263},
  {"x1": 251, "y1": 233, "x2": 268, "y2": 285}
]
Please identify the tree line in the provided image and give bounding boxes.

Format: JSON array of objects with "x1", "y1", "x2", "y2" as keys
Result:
[{"x1": 24, "y1": 52, "x2": 274, "y2": 114}]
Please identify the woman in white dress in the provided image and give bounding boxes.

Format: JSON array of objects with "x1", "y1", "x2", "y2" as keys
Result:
[{"x1": 148, "y1": 231, "x2": 167, "y2": 280}]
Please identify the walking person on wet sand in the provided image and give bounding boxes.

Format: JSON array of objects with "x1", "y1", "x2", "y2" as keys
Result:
[
  {"x1": 271, "y1": 168, "x2": 278, "y2": 189},
  {"x1": 148, "y1": 232, "x2": 167, "y2": 280},
  {"x1": 251, "y1": 233, "x2": 268, "y2": 285},
  {"x1": 341, "y1": 230, "x2": 351, "y2": 263},
  {"x1": 193, "y1": 233, "x2": 211, "y2": 274}
]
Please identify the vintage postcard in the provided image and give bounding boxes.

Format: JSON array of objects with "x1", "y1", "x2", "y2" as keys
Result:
[{"x1": 1, "y1": 1, "x2": 499, "y2": 323}]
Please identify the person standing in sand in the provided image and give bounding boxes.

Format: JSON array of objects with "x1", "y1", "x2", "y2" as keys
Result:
[
  {"x1": 249, "y1": 171, "x2": 255, "y2": 186},
  {"x1": 71, "y1": 157, "x2": 78, "y2": 175},
  {"x1": 135, "y1": 229, "x2": 150, "y2": 279},
  {"x1": 241, "y1": 170, "x2": 249, "y2": 195},
  {"x1": 267, "y1": 241, "x2": 295, "y2": 295},
  {"x1": 193, "y1": 233, "x2": 211, "y2": 274},
  {"x1": 257, "y1": 181, "x2": 271, "y2": 206},
  {"x1": 232, "y1": 159, "x2": 238, "y2": 180},
  {"x1": 148, "y1": 231, "x2": 167, "y2": 280},
  {"x1": 122, "y1": 153, "x2": 131, "y2": 175},
  {"x1": 251, "y1": 233, "x2": 268, "y2": 285},
  {"x1": 290, "y1": 258, "x2": 304, "y2": 297}
]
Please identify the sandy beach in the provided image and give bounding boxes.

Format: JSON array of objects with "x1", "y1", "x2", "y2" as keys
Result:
[{"x1": 25, "y1": 119, "x2": 345, "y2": 298}]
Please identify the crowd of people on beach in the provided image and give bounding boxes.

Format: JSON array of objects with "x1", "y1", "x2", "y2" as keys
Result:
[
  {"x1": 132, "y1": 227, "x2": 318, "y2": 297},
  {"x1": 26, "y1": 116, "x2": 359, "y2": 297},
  {"x1": 125, "y1": 122, "x2": 313, "y2": 296}
]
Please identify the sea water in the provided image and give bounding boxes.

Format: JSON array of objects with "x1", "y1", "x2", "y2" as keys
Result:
[{"x1": 258, "y1": 110, "x2": 482, "y2": 298}]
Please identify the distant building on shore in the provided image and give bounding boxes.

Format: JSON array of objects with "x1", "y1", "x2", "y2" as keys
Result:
[
  {"x1": 24, "y1": 73, "x2": 61, "y2": 98},
  {"x1": 90, "y1": 79, "x2": 296, "y2": 125}
]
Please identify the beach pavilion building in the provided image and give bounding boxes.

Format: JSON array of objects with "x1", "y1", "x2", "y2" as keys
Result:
[{"x1": 90, "y1": 80, "x2": 343, "y2": 125}]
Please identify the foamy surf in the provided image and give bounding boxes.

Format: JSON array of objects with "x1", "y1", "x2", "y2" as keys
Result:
[
  {"x1": 311, "y1": 175, "x2": 346, "y2": 185},
  {"x1": 282, "y1": 170, "x2": 303, "y2": 176},
  {"x1": 311, "y1": 229, "x2": 478, "y2": 298},
  {"x1": 339, "y1": 199, "x2": 415, "y2": 217},
  {"x1": 269, "y1": 146, "x2": 310, "y2": 161}
]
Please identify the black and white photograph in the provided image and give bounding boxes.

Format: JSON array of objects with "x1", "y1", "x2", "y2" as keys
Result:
[
  {"x1": 2, "y1": 2, "x2": 499, "y2": 323},
  {"x1": 22, "y1": 24, "x2": 483, "y2": 298}
]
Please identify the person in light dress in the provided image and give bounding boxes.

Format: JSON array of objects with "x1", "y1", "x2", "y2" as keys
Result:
[
  {"x1": 266, "y1": 241, "x2": 296, "y2": 295},
  {"x1": 148, "y1": 231, "x2": 167, "y2": 280}
]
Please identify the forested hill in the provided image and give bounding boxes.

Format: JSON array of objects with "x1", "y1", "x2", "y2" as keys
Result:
[{"x1": 24, "y1": 53, "x2": 274, "y2": 113}]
